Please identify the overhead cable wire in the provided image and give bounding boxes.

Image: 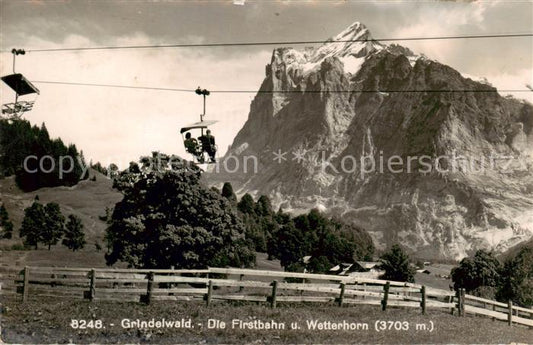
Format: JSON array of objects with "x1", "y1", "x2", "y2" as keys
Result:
[
  {"x1": 17, "y1": 33, "x2": 533, "y2": 53},
  {"x1": 31, "y1": 80, "x2": 533, "y2": 93}
]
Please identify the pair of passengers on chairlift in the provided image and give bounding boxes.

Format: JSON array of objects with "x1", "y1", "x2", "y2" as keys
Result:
[{"x1": 184, "y1": 130, "x2": 216, "y2": 163}]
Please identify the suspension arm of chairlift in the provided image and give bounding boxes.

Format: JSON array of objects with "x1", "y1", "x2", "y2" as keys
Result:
[{"x1": 195, "y1": 87, "x2": 210, "y2": 123}]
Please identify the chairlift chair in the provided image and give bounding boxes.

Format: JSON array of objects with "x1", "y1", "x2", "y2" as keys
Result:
[
  {"x1": 1, "y1": 49, "x2": 40, "y2": 120},
  {"x1": 180, "y1": 120, "x2": 218, "y2": 164}
]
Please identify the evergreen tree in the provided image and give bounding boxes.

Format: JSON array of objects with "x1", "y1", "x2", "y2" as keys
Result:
[
  {"x1": 221, "y1": 182, "x2": 237, "y2": 203},
  {"x1": 63, "y1": 214, "x2": 86, "y2": 251},
  {"x1": 255, "y1": 195, "x2": 273, "y2": 217},
  {"x1": 20, "y1": 201, "x2": 47, "y2": 249},
  {"x1": 379, "y1": 244, "x2": 415, "y2": 283},
  {"x1": 237, "y1": 193, "x2": 255, "y2": 214},
  {"x1": 42, "y1": 202, "x2": 65, "y2": 250},
  {"x1": 0, "y1": 204, "x2": 14, "y2": 239}
]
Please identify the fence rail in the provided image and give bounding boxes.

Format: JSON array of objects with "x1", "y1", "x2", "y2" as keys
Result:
[{"x1": 2, "y1": 266, "x2": 532, "y2": 328}]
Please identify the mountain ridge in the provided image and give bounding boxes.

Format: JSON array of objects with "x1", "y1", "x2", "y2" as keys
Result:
[{"x1": 209, "y1": 21, "x2": 533, "y2": 260}]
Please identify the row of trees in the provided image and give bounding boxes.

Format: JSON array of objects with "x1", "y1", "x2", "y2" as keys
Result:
[
  {"x1": 0, "y1": 119, "x2": 88, "y2": 191},
  {"x1": 219, "y1": 182, "x2": 376, "y2": 274},
  {"x1": 90, "y1": 161, "x2": 119, "y2": 179},
  {"x1": 451, "y1": 248, "x2": 533, "y2": 307},
  {"x1": 19, "y1": 201, "x2": 86, "y2": 251}
]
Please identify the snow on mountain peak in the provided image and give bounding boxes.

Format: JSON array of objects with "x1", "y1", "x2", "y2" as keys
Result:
[
  {"x1": 311, "y1": 22, "x2": 383, "y2": 64},
  {"x1": 274, "y1": 22, "x2": 387, "y2": 77}
]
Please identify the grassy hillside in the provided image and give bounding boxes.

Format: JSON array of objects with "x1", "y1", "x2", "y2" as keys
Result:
[{"x1": 0, "y1": 168, "x2": 122, "y2": 247}]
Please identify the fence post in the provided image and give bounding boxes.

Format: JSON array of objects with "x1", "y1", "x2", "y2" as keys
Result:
[
  {"x1": 507, "y1": 300, "x2": 513, "y2": 326},
  {"x1": 449, "y1": 294, "x2": 455, "y2": 315},
  {"x1": 239, "y1": 274, "x2": 244, "y2": 292},
  {"x1": 338, "y1": 283, "x2": 345, "y2": 307},
  {"x1": 89, "y1": 269, "x2": 96, "y2": 301},
  {"x1": 455, "y1": 289, "x2": 461, "y2": 316},
  {"x1": 270, "y1": 280, "x2": 278, "y2": 309},
  {"x1": 420, "y1": 285, "x2": 426, "y2": 315},
  {"x1": 142, "y1": 271, "x2": 154, "y2": 305},
  {"x1": 458, "y1": 289, "x2": 465, "y2": 317},
  {"x1": 206, "y1": 280, "x2": 213, "y2": 307},
  {"x1": 381, "y1": 282, "x2": 390, "y2": 311},
  {"x1": 22, "y1": 266, "x2": 30, "y2": 303},
  {"x1": 492, "y1": 304, "x2": 496, "y2": 322}
]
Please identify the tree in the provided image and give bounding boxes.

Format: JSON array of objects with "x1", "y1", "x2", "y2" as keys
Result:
[
  {"x1": 379, "y1": 244, "x2": 415, "y2": 283},
  {"x1": 63, "y1": 214, "x2": 86, "y2": 251},
  {"x1": 451, "y1": 250, "x2": 501, "y2": 293},
  {"x1": 0, "y1": 204, "x2": 14, "y2": 239},
  {"x1": 273, "y1": 221, "x2": 311, "y2": 268},
  {"x1": 108, "y1": 163, "x2": 119, "y2": 178},
  {"x1": 20, "y1": 201, "x2": 47, "y2": 249},
  {"x1": 236, "y1": 193, "x2": 279, "y2": 253},
  {"x1": 105, "y1": 152, "x2": 255, "y2": 269},
  {"x1": 42, "y1": 202, "x2": 65, "y2": 250},
  {"x1": 496, "y1": 247, "x2": 533, "y2": 307},
  {"x1": 221, "y1": 182, "x2": 237, "y2": 203},
  {"x1": 255, "y1": 195, "x2": 273, "y2": 217},
  {"x1": 237, "y1": 193, "x2": 255, "y2": 214}
]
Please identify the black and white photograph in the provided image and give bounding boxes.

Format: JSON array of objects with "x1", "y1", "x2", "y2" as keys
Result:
[{"x1": 0, "y1": 0, "x2": 532, "y2": 344}]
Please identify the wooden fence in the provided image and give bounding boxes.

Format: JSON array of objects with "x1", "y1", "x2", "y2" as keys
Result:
[{"x1": 1, "y1": 266, "x2": 532, "y2": 328}]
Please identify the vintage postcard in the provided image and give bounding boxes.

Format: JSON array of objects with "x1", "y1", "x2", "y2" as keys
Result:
[{"x1": 1, "y1": 0, "x2": 532, "y2": 344}]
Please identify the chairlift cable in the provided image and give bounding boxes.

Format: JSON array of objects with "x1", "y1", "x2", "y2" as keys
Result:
[
  {"x1": 14, "y1": 33, "x2": 533, "y2": 53},
  {"x1": 30, "y1": 81, "x2": 533, "y2": 93}
]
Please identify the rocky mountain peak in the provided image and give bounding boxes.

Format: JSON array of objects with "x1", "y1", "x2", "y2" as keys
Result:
[
  {"x1": 210, "y1": 21, "x2": 533, "y2": 261},
  {"x1": 311, "y1": 21, "x2": 383, "y2": 63}
]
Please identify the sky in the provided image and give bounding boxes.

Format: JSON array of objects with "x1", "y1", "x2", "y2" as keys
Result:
[{"x1": 1, "y1": 0, "x2": 532, "y2": 168}]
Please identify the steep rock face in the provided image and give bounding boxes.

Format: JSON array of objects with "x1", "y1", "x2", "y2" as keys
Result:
[{"x1": 210, "y1": 22, "x2": 533, "y2": 260}]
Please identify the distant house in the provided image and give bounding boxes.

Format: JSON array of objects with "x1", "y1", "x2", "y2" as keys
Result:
[
  {"x1": 329, "y1": 261, "x2": 384, "y2": 278},
  {"x1": 353, "y1": 261, "x2": 381, "y2": 272},
  {"x1": 329, "y1": 263, "x2": 355, "y2": 276}
]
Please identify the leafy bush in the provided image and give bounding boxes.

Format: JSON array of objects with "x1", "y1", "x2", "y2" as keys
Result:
[{"x1": 10, "y1": 243, "x2": 26, "y2": 251}]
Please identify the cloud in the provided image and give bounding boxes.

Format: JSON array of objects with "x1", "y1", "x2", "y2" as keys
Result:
[
  {"x1": 391, "y1": 1, "x2": 496, "y2": 62},
  {"x1": 483, "y1": 68, "x2": 533, "y2": 103},
  {"x1": 389, "y1": 1, "x2": 531, "y2": 103}
]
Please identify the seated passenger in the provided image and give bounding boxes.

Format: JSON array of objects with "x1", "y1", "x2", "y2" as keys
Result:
[
  {"x1": 184, "y1": 132, "x2": 204, "y2": 163},
  {"x1": 199, "y1": 129, "x2": 217, "y2": 163}
]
